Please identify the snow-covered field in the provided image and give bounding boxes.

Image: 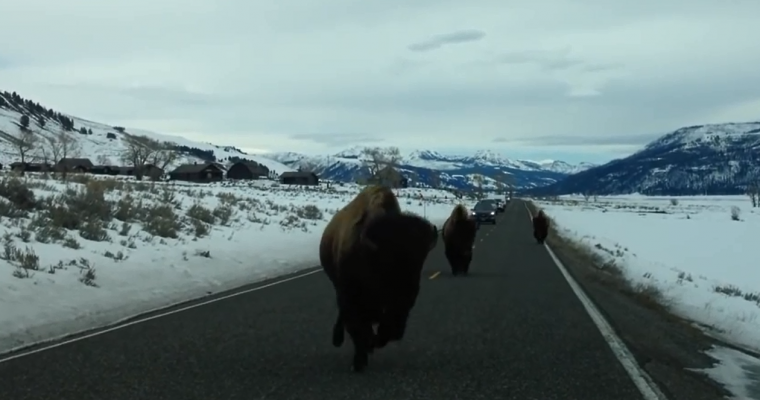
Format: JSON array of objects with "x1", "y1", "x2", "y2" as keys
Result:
[
  {"x1": 0, "y1": 173, "x2": 462, "y2": 354},
  {"x1": 531, "y1": 194, "x2": 760, "y2": 399}
]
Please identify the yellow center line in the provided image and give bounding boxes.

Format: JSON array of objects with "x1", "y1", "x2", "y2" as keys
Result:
[{"x1": 428, "y1": 271, "x2": 441, "y2": 280}]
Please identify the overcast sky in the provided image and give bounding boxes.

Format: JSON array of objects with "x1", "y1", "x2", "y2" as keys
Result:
[{"x1": 1, "y1": 0, "x2": 759, "y2": 164}]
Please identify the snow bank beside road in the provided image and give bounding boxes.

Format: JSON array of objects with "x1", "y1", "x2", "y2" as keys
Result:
[
  {"x1": 0, "y1": 175, "x2": 458, "y2": 353},
  {"x1": 533, "y1": 194, "x2": 760, "y2": 354}
]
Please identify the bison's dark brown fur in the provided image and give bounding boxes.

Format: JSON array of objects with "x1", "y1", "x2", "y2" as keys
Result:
[
  {"x1": 319, "y1": 185, "x2": 438, "y2": 372},
  {"x1": 532, "y1": 210, "x2": 549, "y2": 244},
  {"x1": 442, "y1": 204, "x2": 477, "y2": 276}
]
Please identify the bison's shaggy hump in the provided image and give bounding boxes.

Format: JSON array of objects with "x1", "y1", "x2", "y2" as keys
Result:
[
  {"x1": 446, "y1": 204, "x2": 470, "y2": 226},
  {"x1": 319, "y1": 185, "x2": 401, "y2": 282},
  {"x1": 443, "y1": 203, "x2": 477, "y2": 240}
]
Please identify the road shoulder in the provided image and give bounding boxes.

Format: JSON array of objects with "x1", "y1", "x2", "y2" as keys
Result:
[
  {"x1": 0, "y1": 265, "x2": 323, "y2": 360},
  {"x1": 523, "y1": 200, "x2": 732, "y2": 400}
]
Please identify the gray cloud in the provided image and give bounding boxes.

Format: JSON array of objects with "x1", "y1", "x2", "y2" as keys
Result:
[
  {"x1": 289, "y1": 133, "x2": 384, "y2": 146},
  {"x1": 1, "y1": 0, "x2": 759, "y2": 158},
  {"x1": 119, "y1": 85, "x2": 221, "y2": 107},
  {"x1": 498, "y1": 48, "x2": 583, "y2": 71},
  {"x1": 495, "y1": 48, "x2": 624, "y2": 74},
  {"x1": 408, "y1": 29, "x2": 486, "y2": 52},
  {"x1": 498, "y1": 133, "x2": 666, "y2": 147}
]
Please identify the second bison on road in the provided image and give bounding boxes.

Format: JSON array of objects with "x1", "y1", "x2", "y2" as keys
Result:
[{"x1": 442, "y1": 204, "x2": 478, "y2": 276}]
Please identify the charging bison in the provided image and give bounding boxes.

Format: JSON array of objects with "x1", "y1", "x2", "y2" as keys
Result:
[
  {"x1": 533, "y1": 210, "x2": 549, "y2": 244},
  {"x1": 319, "y1": 185, "x2": 439, "y2": 372},
  {"x1": 442, "y1": 204, "x2": 477, "y2": 276}
]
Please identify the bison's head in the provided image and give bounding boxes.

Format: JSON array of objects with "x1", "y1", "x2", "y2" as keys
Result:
[
  {"x1": 358, "y1": 211, "x2": 437, "y2": 276},
  {"x1": 356, "y1": 211, "x2": 437, "y2": 340}
]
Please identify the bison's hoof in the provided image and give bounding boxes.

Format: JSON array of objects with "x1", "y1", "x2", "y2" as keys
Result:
[
  {"x1": 373, "y1": 334, "x2": 389, "y2": 349},
  {"x1": 332, "y1": 327, "x2": 344, "y2": 347},
  {"x1": 352, "y1": 355, "x2": 368, "y2": 372}
]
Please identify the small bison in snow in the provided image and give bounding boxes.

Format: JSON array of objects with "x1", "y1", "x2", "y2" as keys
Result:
[
  {"x1": 442, "y1": 204, "x2": 478, "y2": 276},
  {"x1": 532, "y1": 210, "x2": 549, "y2": 244},
  {"x1": 319, "y1": 185, "x2": 439, "y2": 372}
]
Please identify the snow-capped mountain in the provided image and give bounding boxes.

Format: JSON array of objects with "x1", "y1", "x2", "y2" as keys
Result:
[
  {"x1": 533, "y1": 160, "x2": 597, "y2": 175},
  {"x1": 525, "y1": 121, "x2": 760, "y2": 196},
  {"x1": 267, "y1": 147, "x2": 596, "y2": 190},
  {"x1": 0, "y1": 90, "x2": 294, "y2": 174}
]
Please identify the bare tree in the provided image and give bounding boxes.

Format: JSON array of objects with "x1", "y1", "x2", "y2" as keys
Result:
[
  {"x1": 748, "y1": 183, "x2": 758, "y2": 208},
  {"x1": 96, "y1": 154, "x2": 111, "y2": 165},
  {"x1": 120, "y1": 134, "x2": 177, "y2": 180},
  {"x1": 147, "y1": 147, "x2": 178, "y2": 181},
  {"x1": 360, "y1": 146, "x2": 402, "y2": 177},
  {"x1": 494, "y1": 180, "x2": 506, "y2": 194},
  {"x1": 428, "y1": 171, "x2": 441, "y2": 189},
  {"x1": 582, "y1": 191, "x2": 591, "y2": 202},
  {"x1": 472, "y1": 174, "x2": 485, "y2": 199},
  {"x1": 40, "y1": 129, "x2": 82, "y2": 170},
  {"x1": 41, "y1": 130, "x2": 81, "y2": 179},
  {"x1": 2, "y1": 126, "x2": 38, "y2": 164}
]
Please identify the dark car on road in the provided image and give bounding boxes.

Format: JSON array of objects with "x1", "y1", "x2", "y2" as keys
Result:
[
  {"x1": 471, "y1": 200, "x2": 498, "y2": 224},
  {"x1": 480, "y1": 198, "x2": 504, "y2": 213}
]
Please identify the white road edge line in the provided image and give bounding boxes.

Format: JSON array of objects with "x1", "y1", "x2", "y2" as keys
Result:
[
  {"x1": 523, "y1": 202, "x2": 668, "y2": 400},
  {"x1": 0, "y1": 269, "x2": 322, "y2": 364}
]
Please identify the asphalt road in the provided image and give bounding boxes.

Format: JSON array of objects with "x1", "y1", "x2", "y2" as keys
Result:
[{"x1": 0, "y1": 200, "x2": 648, "y2": 400}]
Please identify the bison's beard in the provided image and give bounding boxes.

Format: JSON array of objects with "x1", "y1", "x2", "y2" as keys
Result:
[{"x1": 374, "y1": 308, "x2": 410, "y2": 349}]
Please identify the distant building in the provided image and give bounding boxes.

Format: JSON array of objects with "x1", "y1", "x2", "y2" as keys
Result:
[
  {"x1": 168, "y1": 163, "x2": 224, "y2": 183},
  {"x1": 279, "y1": 171, "x2": 319, "y2": 185},
  {"x1": 10, "y1": 162, "x2": 52, "y2": 173},
  {"x1": 56, "y1": 158, "x2": 94, "y2": 173},
  {"x1": 226, "y1": 161, "x2": 270, "y2": 180}
]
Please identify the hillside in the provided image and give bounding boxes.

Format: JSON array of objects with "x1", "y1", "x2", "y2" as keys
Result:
[
  {"x1": 524, "y1": 121, "x2": 760, "y2": 196},
  {"x1": 268, "y1": 147, "x2": 595, "y2": 190},
  {"x1": 0, "y1": 90, "x2": 294, "y2": 174}
]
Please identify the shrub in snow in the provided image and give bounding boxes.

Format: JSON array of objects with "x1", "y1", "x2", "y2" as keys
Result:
[
  {"x1": 730, "y1": 206, "x2": 741, "y2": 221},
  {"x1": 296, "y1": 204, "x2": 323, "y2": 220}
]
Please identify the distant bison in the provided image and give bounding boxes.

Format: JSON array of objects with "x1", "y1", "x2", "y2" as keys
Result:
[
  {"x1": 532, "y1": 210, "x2": 549, "y2": 244},
  {"x1": 442, "y1": 204, "x2": 478, "y2": 276},
  {"x1": 319, "y1": 185, "x2": 438, "y2": 372}
]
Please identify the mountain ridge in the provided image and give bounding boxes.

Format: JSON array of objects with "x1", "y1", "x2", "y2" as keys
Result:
[
  {"x1": 523, "y1": 121, "x2": 760, "y2": 196},
  {"x1": 266, "y1": 147, "x2": 596, "y2": 190}
]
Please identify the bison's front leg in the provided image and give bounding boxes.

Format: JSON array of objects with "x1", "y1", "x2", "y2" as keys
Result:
[
  {"x1": 461, "y1": 251, "x2": 473, "y2": 276},
  {"x1": 332, "y1": 312, "x2": 344, "y2": 347},
  {"x1": 374, "y1": 319, "x2": 391, "y2": 349},
  {"x1": 342, "y1": 316, "x2": 373, "y2": 372},
  {"x1": 337, "y1": 289, "x2": 374, "y2": 372}
]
